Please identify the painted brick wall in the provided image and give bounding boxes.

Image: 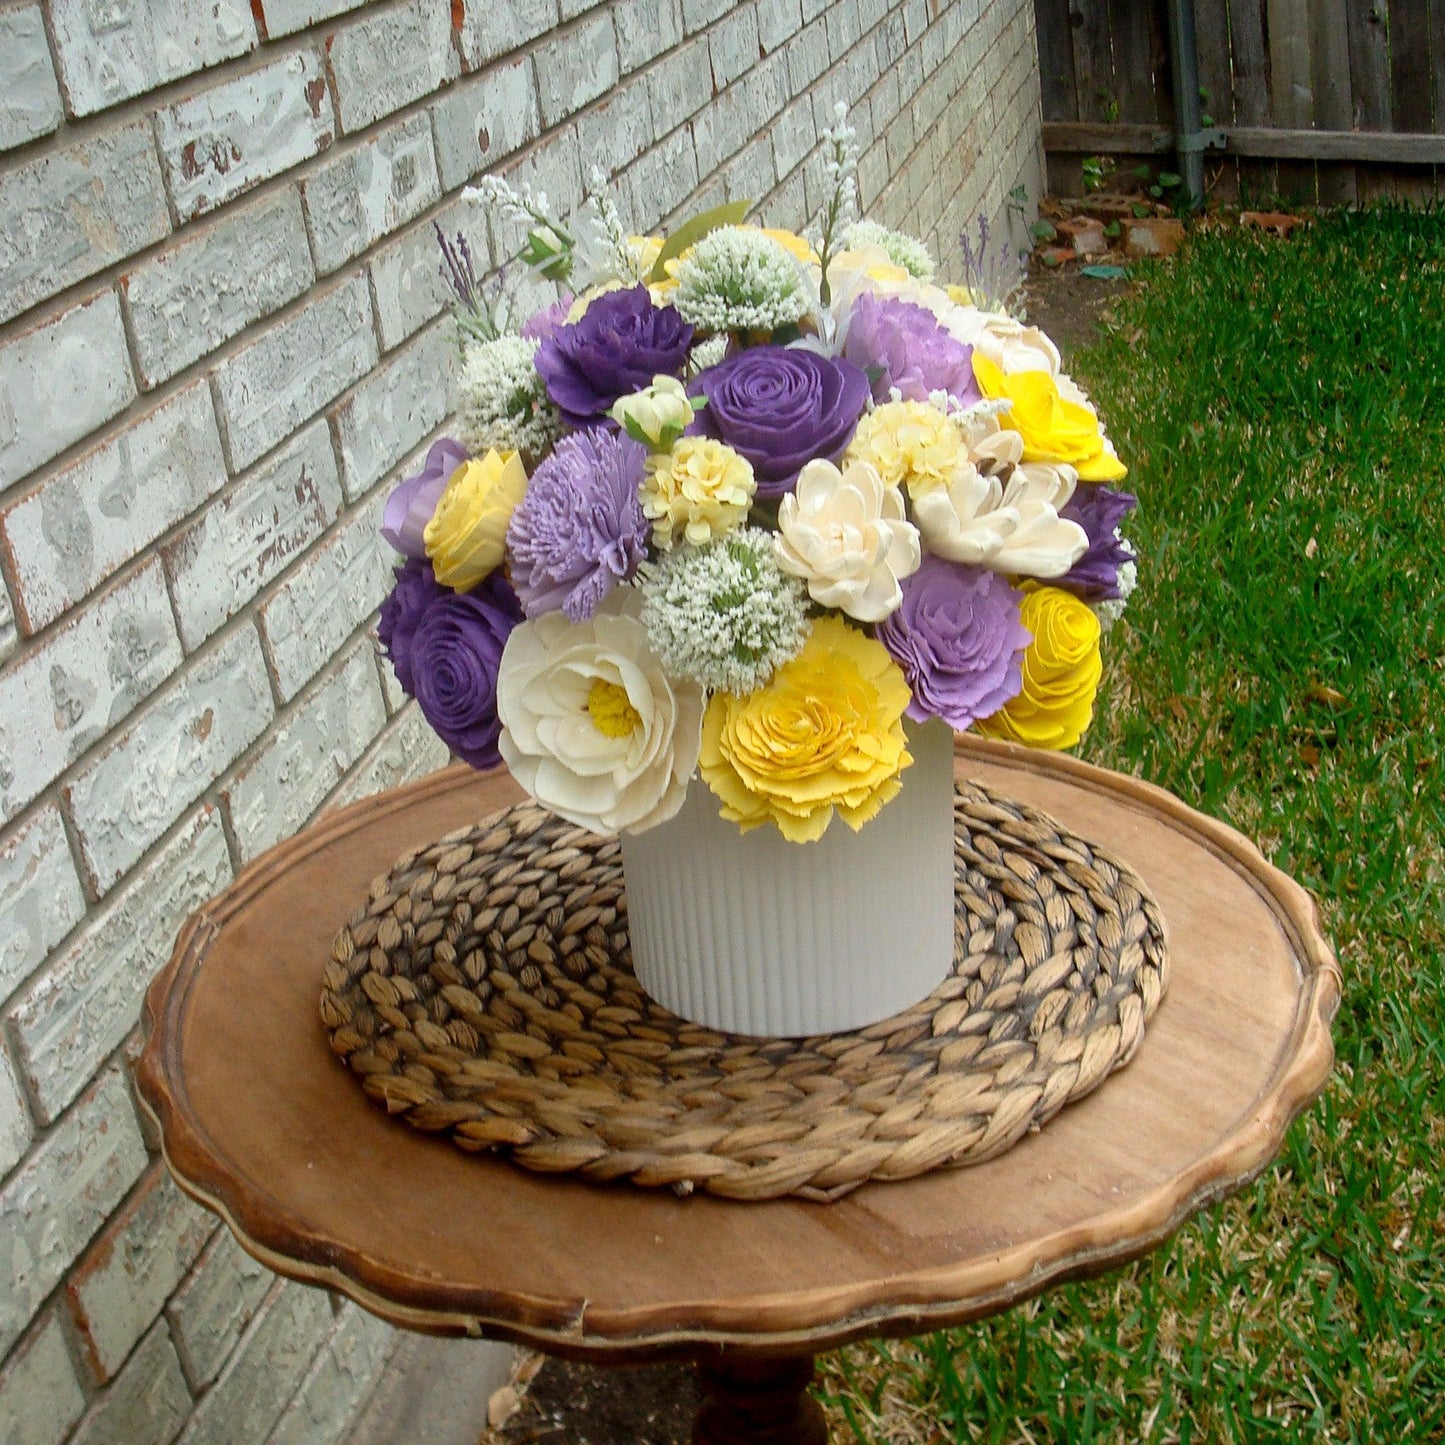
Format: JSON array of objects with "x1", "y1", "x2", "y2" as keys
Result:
[{"x1": 0, "y1": 1, "x2": 1042, "y2": 1438}]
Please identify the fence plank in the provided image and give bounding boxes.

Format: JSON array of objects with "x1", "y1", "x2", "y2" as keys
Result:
[
  {"x1": 1071, "y1": 0, "x2": 1118, "y2": 121},
  {"x1": 1348, "y1": 2, "x2": 1394, "y2": 128},
  {"x1": 1309, "y1": 0, "x2": 1357, "y2": 202},
  {"x1": 1108, "y1": 0, "x2": 1161, "y2": 122},
  {"x1": 1035, "y1": 0, "x2": 1079, "y2": 121},
  {"x1": 1432, "y1": 0, "x2": 1445, "y2": 130},
  {"x1": 1227, "y1": 0, "x2": 1271, "y2": 124},
  {"x1": 1044, "y1": 120, "x2": 1445, "y2": 162},
  {"x1": 1389, "y1": 0, "x2": 1434, "y2": 129}
]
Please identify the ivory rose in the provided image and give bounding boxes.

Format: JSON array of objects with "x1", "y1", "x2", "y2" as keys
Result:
[
  {"x1": 496, "y1": 595, "x2": 704, "y2": 836},
  {"x1": 774, "y1": 458, "x2": 920, "y2": 622}
]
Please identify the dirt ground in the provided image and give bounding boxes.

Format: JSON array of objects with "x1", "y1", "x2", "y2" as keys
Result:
[{"x1": 470, "y1": 248, "x2": 1134, "y2": 1445}]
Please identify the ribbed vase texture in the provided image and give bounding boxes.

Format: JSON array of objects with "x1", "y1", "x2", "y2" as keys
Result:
[{"x1": 620, "y1": 719, "x2": 957, "y2": 1036}]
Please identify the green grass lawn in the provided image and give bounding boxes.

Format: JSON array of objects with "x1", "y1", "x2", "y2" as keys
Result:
[{"x1": 819, "y1": 206, "x2": 1445, "y2": 1443}]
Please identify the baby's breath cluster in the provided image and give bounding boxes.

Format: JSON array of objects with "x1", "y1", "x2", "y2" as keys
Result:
[
  {"x1": 671, "y1": 228, "x2": 813, "y2": 333},
  {"x1": 1094, "y1": 547, "x2": 1138, "y2": 632},
  {"x1": 455, "y1": 335, "x2": 563, "y2": 460},
  {"x1": 638, "y1": 529, "x2": 809, "y2": 695},
  {"x1": 845, "y1": 220, "x2": 936, "y2": 280}
]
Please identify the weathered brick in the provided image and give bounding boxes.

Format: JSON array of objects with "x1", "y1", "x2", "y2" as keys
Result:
[
  {"x1": 175, "y1": 1281, "x2": 332, "y2": 1445},
  {"x1": 681, "y1": 0, "x2": 731, "y2": 32},
  {"x1": 534, "y1": 11, "x2": 618, "y2": 128},
  {"x1": 429, "y1": 55, "x2": 540, "y2": 191},
  {"x1": 255, "y1": 0, "x2": 367, "y2": 37},
  {"x1": 66, "y1": 1166, "x2": 214, "y2": 1381},
  {"x1": 758, "y1": 0, "x2": 803, "y2": 52},
  {"x1": 0, "y1": 584, "x2": 13, "y2": 665},
  {"x1": 324, "y1": 0, "x2": 458, "y2": 134},
  {"x1": 0, "y1": 1313, "x2": 86, "y2": 1445},
  {"x1": 327, "y1": 702, "x2": 450, "y2": 809},
  {"x1": 0, "y1": 562, "x2": 181, "y2": 824},
  {"x1": 454, "y1": 0, "x2": 557, "y2": 70},
  {"x1": 622, "y1": 125, "x2": 699, "y2": 232},
  {"x1": 614, "y1": 0, "x2": 682, "y2": 73},
  {"x1": 49, "y1": 0, "x2": 257, "y2": 118},
  {"x1": 268, "y1": 1304, "x2": 394, "y2": 1445},
  {"x1": 0, "y1": 1068, "x2": 148, "y2": 1357},
  {"x1": 9, "y1": 808, "x2": 231, "y2": 1118},
  {"x1": 709, "y1": 4, "x2": 760, "y2": 88},
  {"x1": 164, "y1": 422, "x2": 343, "y2": 649},
  {"x1": 2, "y1": 384, "x2": 226, "y2": 634},
  {"x1": 0, "y1": 290, "x2": 136, "y2": 492},
  {"x1": 0, "y1": 120, "x2": 168, "y2": 326},
  {"x1": 771, "y1": 95, "x2": 816, "y2": 179},
  {"x1": 69, "y1": 1321, "x2": 192, "y2": 1445},
  {"x1": 0, "y1": 5, "x2": 63, "y2": 152},
  {"x1": 222, "y1": 638, "x2": 387, "y2": 860},
  {"x1": 330, "y1": 322, "x2": 450, "y2": 500},
  {"x1": 155, "y1": 51, "x2": 336, "y2": 222},
  {"x1": 0, "y1": 1045, "x2": 31, "y2": 1181},
  {"x1": 165, "y1": 1231, "x2": 269, "y2": 1391},
  {"x1": 122, "y1": 190, "x2": 316, "y2": 389},
  {"x1": 257, "y1": 503, "x2": 392, "y2": 700},
  {"x1": 496, "y1": 126, "x2": 583, "y2": 238},
  {"x1": 575, "y1": 76, "x2": 654, "y2": 180},
  {"x1": 369, "y1": 212, "x2": 452, "y2": 351},
  {"x1": 301, "y1": 113, "x2": 440, "y2": 274},
  {"x1": 210, "y1": 274, "x2": 376, "y2": 472},
  {"x1": 63, "y1": 630, "x2": 270, "y2": 895},
  {"x1": 0, "y1": 805, "x2": 86, "y2": 1005},
  {"x1": 645, "y1": 38, "x2": 712, "y2": 138}
]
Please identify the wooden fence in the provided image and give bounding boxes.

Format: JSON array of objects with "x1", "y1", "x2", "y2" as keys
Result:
[{"x1": 1036, "y1": 0, "x2": 1445, "y2": 203}]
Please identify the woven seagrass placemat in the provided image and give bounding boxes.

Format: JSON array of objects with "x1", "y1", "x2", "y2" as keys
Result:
[{"x1": 321, "y1": 783, "x2": 1169, "y2": 1202}]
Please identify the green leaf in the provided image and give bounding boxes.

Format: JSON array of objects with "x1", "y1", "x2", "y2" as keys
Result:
[
  {"x1": 1104, "y1": 219, "x2": 1122, "y2": 238},
  {"x1": 1132, "y1": 164, "x2": 1152, "y2": 180},
  {"x1": 648, "y1": 201, "x2": 752, "y2": 282},
  {"x1": 1080, "y1": 263, "x2": 1129, "y2": 279},
  {"x1": 1158, "y1": 172, "x2": 1183, "y2": 188},
  {"x1": 1031, "y1": 219, "x2": 1058, "y2": 242}
]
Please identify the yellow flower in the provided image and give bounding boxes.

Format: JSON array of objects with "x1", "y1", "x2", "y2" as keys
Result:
[
  {"x1": 845, "y1": 400, "x2": 964, "y2": 498},
  {"x1": 423, "y1": 449, "x2": 528, "y2": 591},
  {"x1": 566, "y1": 279, "x2": 628, "y2": 322},
  {"x1": 758, "y1": 227, "x2": 819, "y2": 265},
  {"x1": 699, "y1": 615, "x2": 913, "y2": 843},
  {"x1": 972, "y1": 354, "x2": 1127, "y2": 482},
  {"x1": 640, "y1": 437, "x2": 755, "y2": 549},
  {"x1": 974, "y1": 587, "x2": 1101, "y2": 750}
]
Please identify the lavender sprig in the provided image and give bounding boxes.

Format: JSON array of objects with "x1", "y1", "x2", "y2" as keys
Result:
[{"x1": 436, "y1": 223, "x2": 508, "y2": 346}]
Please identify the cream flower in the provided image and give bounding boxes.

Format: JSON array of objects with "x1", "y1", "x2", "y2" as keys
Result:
[
  {"x1": 496, "y1": 594, "x2": 704, "y2": 836},
  {"x1": 611, "y1": 375, "x2": 696, "y2": 450},
  {"x1": 640, "y1": 437, "x2": 756, "y2": 549},
  {"x1": 941, "y1": 305, "x2": 1063, "y2": 377},
  {"x1": 844, "y1": 400, "x2": 964, "y2": 497},
  {"x1": 423, "y1": 449, "x2": 529, "y2": 591},
  {"x1": 774, "y1": 459, "x2": 920, "y2": 621}
]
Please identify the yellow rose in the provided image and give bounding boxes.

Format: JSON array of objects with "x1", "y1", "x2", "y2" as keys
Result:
[
  {"x1": 758, "y1": 227, "x2": 819, "y2": 265},
  {"x1": 699, "y1": 615, "x2": 913, "y2": 843},
  {"x1": 845, "y1": 400, "x2": 964, "y2": 498},
  {"x1": 423, "y1": 449, "x2": 528, "y2": 591},
  {"x1": 640, "y1": 437, "x2": 755, "y2": 549},
  {"x1": 972, "y1": 354, "x2": 1127, "y2": 483},
  {"x1": 974, "y1": 587, "x2": 1101, "y2": 750}
]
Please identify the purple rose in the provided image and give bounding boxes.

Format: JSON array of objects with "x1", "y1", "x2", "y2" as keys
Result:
[
  {"x1": 691, "y1": 348, "x2": 871, "y2": 501},
  {"x1": 844, "y1": 292, "x2": 981, "y2": 406},
  {"x1": 1059, "y1": 486, "x2": 1138, "y2": 600},
  {"x1": 877, "y1": 557, "x2": 1031, "y2": 731},
  {"x1": 534, "y1": 286, "x2": 694, "y2": 428},
  {"x1": 409, "y1": 571, "x2": 522, "y2": 770},
  {"x1": 381, "y1": 438, "x2": 468, "y2": 557},
  {"x1": 377, "y1": 558, "x2": 448, "y2": 697},
  {"x1": 507, "y1": 429, "x2": 650, "y2": 621}
]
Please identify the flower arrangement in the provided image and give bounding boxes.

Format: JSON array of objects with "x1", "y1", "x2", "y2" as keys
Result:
[{"x1": 378, "y1": 104, "x2": 1137, "y2": 846}]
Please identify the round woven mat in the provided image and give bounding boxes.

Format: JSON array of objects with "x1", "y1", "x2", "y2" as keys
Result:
[{"x1": 321, "y1": 783, "x2": 1169, "y2": 1202}]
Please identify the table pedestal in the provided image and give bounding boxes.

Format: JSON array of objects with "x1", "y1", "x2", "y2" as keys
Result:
[{"x1": 693, "y1": 1353, "x2": 827, "y2": 1444}]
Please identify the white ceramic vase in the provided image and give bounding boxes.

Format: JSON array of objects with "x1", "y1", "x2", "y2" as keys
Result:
[{"x1": 620, "y1": 718, "x2": 957, "y2": 1037}]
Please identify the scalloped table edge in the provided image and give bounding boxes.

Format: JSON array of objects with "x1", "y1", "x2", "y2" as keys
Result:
[{"x1": 136, "y1": 735, "x2": 1341, "y2": 1359}]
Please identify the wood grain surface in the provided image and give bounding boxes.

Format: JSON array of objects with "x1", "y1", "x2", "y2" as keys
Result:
[{"x1": 136, "y1": 737, "x2": 1339, "y2": 1360}]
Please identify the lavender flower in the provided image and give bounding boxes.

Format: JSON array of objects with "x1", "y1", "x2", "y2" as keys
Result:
[
  {"x1": 381, "y1": 438, "x2": 468, "y2": 558},
  {"x1": 843, "y1": 292, "x2": 981, "y2": 406},
  {"x1": 506, "y1": 429, "x2": 650, "y2": 620},
  {"x1": 1058, "y1": 486, "x2": 1139, "y2": 600},
  {"x1": 876, "y1": 556, "x2": 1031, "y2": 731}
]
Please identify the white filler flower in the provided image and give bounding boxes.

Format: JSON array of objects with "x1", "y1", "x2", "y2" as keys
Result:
[
  {"x1": 456, "y1": 334, "x2": 563, "y2": 459},
  {"x1": 671, "y1": 227, "x2": 813, "y2": 333},
  {"x1": 497, "y1": 594, "x2": 704, "y2": 836},
  {"x1": 774, "y1": 458, "x2": 921, "y2": 622}
]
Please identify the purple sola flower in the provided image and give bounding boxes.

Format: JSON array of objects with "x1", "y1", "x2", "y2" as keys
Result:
[
  {"x1": 381, "y1": 438, "x2": 468, "y2": 557},
  {"x1": 520, "y1": 292, "x2": 573, "y2": 345},
  {"x1": 506, "y1": 430, "x2": 650, "y2": 621},
  {"x1": 409, "y1": 571, "x2": 522, "y2": 770},
  {"x1": 533, "y1": 285, "x2": 694, "y2": 428},
  {"x1": 690, "y1": 348, "x2": 870, "y2": 501},
  {"x1": 876, "y1": 557, "x2": 1031, "y2": 731},
  {"x1": 377, "y1": 558, "x2": 448, "y2": 696},
  {"x1": 843, "y1": 291, "x2": 982, "y2": 406},
  {"x1": 1058, "y1": 485, "x2": 1138, "y2": 600}
]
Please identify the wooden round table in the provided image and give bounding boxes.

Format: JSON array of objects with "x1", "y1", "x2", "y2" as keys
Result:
[{"x1": 137, "y1": 738, "x2": 1338, "y2": 1444}]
